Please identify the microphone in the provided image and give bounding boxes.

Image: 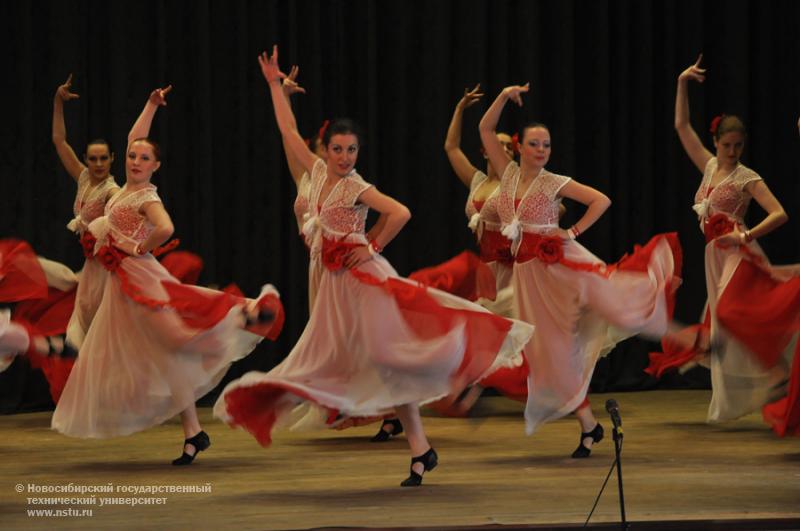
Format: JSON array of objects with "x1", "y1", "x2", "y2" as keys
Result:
[{"x1": 605, "y1": 399, "x2": 623, "y2": 438}]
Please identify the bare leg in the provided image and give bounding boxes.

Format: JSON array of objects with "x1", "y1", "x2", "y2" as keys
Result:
[
  {"x1": 394, "y1": 403, "x2": 431, "y2": 476},
  {"x1": 575, "y1": 403, "x2": 598, "y2": 444},
  {"x1": 571, "y1": 401, "x2": 604, "y2": 458},
  {"x1": 179, "y1": 405, "x2": 204, "y2": 456}
]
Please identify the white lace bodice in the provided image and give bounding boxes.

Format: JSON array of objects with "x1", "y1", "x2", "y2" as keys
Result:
[
  {"x1": 68, "y1": 169, "x2": 120, "y2": 234},
  {"x1": 293, "y1": 171, "x2": 311, "y2": 234},
  {"x1": 466, "y1": 171, "x2": 502, "y2": 232},
  {"x1": 303, "y1": 159, "x2": 374, "y2": 255},
  {"x1": 692, "y1": 158, "x2": 762, "y2": 225},
  {"x1": 497, "y1": 161, "x2": 570, "y2": 231},
  {"x1": 89, "y1": 184, "x2": 162, "y2": 249}
]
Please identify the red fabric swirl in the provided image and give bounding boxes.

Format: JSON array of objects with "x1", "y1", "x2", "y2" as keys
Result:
[{"x1": 0, "y1": 239, "x2": 48, "y2": 302}]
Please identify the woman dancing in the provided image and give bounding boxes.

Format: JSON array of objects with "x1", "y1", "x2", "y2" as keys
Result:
[
  {"x1": 51, "y1": 86, "x2": 283, "y2": 465},
  {"x1": 666, "y1": 55, "x2": 796, "y2": 422},
  {"x1": 52, "y1": 74, "x2": 121, "y2": 349},
  {"x1": 480, "y1": 82, "x2": 682, "y2": 457},
  {"x1": 214, "y1": 47, "x2": 533, "y2": 486}
]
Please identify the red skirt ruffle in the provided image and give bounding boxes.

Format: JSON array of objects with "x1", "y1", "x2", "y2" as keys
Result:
[
  {"x1": 0, "y1": 239, "x2": 48, "y2": 302},
  {"x1": 409, "y1": 250, "x2": 496, "y2": 302}
]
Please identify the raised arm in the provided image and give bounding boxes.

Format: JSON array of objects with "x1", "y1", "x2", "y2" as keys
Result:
[
  {"x1": 675, "y1": 55, "x2": 713, "y2": 173},
  {"x1": 280, "y1": 66, "x2": 309, "y2": 186},
  {"x1": 556, "y1": 181, "x2": 611, "y2": 239},
  {"x1": 344, "y1": 188, "x2": 411, "y2": 269},
  {"x1": 52, "y1": 74, "x2": 85, "y2": 181},
  {"x1": 479, "y1": 84, "x2": 529, "y2": 180},
  {"x1": 259, "y1": 46, "x2": 319, "y2": 174},
  {"x1": 445, "y1": 84, "x2": 483, "y2": 187},
  {"x1": 128, "y1": 85, "x2": 172, "y2": 150}
]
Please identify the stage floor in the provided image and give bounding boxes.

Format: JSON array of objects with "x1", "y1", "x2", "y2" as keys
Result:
[{"x1": 1, "y1": 390, "x2": 798, "y2": 530}]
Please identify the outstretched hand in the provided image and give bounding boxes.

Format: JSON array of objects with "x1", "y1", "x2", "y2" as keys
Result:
[
  {"x1": 149, "y1": 85, "x2": 173, "y2": 106},
  {"x1": 679, "y1": 54, "x2": 706, "y2": 83},
  {"x1": 282, "y1": 65, "x2": 306, "y2": 96},
  {"x1": 503, "y1": 83, "x2": 530, "y2": 106},
  {"x1": 459, "y1": 83, "x2": 484, "y2": 108},
  {"x1": 56, "y1": 74, "x2": 80, "y2": 101},
  {"x1": 258, "y1": 45, "x2": 287, "y2": 84}
]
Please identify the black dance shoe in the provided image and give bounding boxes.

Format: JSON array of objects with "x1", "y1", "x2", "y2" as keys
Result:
[
  {"x1": 370, "y1": 418, "x2": 404, "y2": 442},
  {"x1": 244, "y1": 307, "x2": 275, "y2": 327},
  {"x1": 47, "y1": 336, "x2": 78, "y2": 358},
  {"x1": 400, "y1": 447, "x2": 438, "y2": 487},
  {"x1": 571, "y1": 423, "x2": 604, "y2": 458},
  {"x1": 172, "y1": 430, "x2": 211, "y2": 466}
]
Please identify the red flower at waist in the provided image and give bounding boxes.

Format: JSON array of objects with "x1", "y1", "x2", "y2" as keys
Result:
[
  {"x1": 479, "y1": 229, "x2": 514, "y2": 264},
  {"x1": 516, "y1": 233, "x2": 565, "y2": 264},
  {"x1": 79, "y1": 232, "x2": 97, "y2": 260},
  {"x1": 321, "y1": 237, "x2": 363, "y2": 272},
  {"x1": 703, "y1": 213, "x2": 735, "y2": 243},
  {"x1": 96, "y1": 242, "x2": 127, "y2": 272}
]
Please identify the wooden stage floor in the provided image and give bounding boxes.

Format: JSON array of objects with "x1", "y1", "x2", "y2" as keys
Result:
[{"x1": 1, "y1": 390, "x2": 798, "y2": 530}]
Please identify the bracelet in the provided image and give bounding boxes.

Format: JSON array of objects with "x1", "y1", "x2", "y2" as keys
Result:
[
  {"x1": 569, "y1": 225, "x2": 581, "y2": 239},
  {"x1": 134, "y1": 244, "x2": 146, "y2": 256},
  {"x1": 369, "y1": 239, "x2": 382, "y2": 255},
  {"x1": 740, "y1": 230, "x2": 753, "y2": 244}
]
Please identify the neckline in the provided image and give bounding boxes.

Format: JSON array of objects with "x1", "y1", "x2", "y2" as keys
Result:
[
  {"x1": 512, "y1": 166, "x2": 545, "y2": 214},
  {"x1": 316, "y1": 173, "x2": 348, "y2": 213},
  {"x1": 108, "y1": 183, "x2": 154, "y2": 210},
  {"x1": 706, "y1": 159, "x2": 741, "y2": 196}
]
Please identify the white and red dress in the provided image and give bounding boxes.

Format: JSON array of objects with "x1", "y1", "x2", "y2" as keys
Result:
[
  {"x1": 411, "y1": 171, "x2": 528, "y2": 404},
  {"x1": 213, "y1": 159, "x2": 534, "y2": 446},
  {"x1": 52, "y1": 184, "x2": 283, "y2": 438},
  {"x1": 678, "y1": 159, "x2": 798, "y2": 424},
  {"x1": 497, "y1": 162, "x2": 682, "y2": 434},
  {"x1": 65, "y1": 169, "x2": 120, "y2": 349}
]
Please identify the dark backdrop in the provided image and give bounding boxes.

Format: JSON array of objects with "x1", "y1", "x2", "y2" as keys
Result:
[{"x1": 2, "y1": 0, "x2": 798, "y2": 412}]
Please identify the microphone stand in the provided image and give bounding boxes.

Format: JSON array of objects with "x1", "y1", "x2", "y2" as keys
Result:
[{"x1": 611, "y1": 421, "x2": 628, "y2": 531}]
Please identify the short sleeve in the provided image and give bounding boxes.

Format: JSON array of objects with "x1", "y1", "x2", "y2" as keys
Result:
[
  {"x1": 469, "y1": 171, "x2": 488, "y2": 194},
  {"x1": 735, "y1": 167, "x2": 763, "y2": 192},
  {"x1": 550, "y1": 173, "x2": 572, "y2": 198},
  {"x1": 500, "y1": 161, "x2": 519, "y2": 185},
  {"x1": 311, "y1": 158, "x2": 327, "y2": 185}
]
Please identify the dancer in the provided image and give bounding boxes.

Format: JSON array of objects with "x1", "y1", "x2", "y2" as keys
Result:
[
  {"x1": 52, "y1": 86, "x2": 283, "y2": 466},
  {"x1": 664, "y1": 55, "x2": 795, "y2": 422},
  {"x1": 52, "y1": 74, "x2": 121, "y2": 349},
  {"x1": 214, "y1": 47, "x2": 533, "y2": 486},
  {"x1": 281, "y1": 67, "x2": 386, "y2": 310},
  {"x1": 480, "y1": 83, "x2": 681, "y2": 457}
]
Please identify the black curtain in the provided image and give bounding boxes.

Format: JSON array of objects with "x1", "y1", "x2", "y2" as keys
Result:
[{"x1": 2, "y1": 0, "x2": 798, "y2": 412}]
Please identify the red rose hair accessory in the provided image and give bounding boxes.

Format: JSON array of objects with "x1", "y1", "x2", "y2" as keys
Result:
[
  {"x1": 511, "y1": 133, "x2": 520, "y2": 155},
  {"x1": 305, "y1": 119, "x2": 331, "y2": 148},
  {"x1": 318, "y1": 120, "x2": 330, "y2": 142},
  {"x1": 709, "y1": 114, "x2": 725, "y2": 136}
]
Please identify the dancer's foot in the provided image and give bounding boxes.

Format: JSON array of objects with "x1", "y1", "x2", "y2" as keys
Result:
[
  {"x1": 571, "y1": 423, "x2": 604, "y2": 458},
  {"x1": 400, "y1": 447, "x2": 438, "y2": 487},
  {"x1": 172, "y1": 430, "x2": 211, "y2": 466},
  {"x1": 370, "y1": 418, "x2": 403, "y2": 442}
]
